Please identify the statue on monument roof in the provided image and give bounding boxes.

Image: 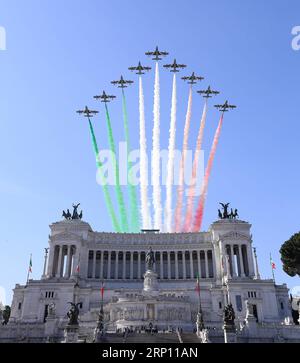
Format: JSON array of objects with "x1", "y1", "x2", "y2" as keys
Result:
[
  {"x1": 218, "y1": 203, "x2": 239, "y2": 220},
  {"x1": 62, "y1": 203, "x2": 83, "y2": 221}
]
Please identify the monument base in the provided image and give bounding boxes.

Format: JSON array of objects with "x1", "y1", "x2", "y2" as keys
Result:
[
  {"x1": 223, "y1": 324, "x2": 237, "y2": 343},
  {"x1": 143, "y1": 270, "x2": 159, "y2": 294},
  {"x1": 63, "y1": 325, "x2": 79, "y2": 343}
]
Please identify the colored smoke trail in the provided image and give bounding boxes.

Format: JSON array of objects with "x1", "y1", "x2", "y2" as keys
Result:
[
  {"x1": 152, "y1": 62, "x2": 162, "y2": 231},
  {"x1": 174, "y1": 86, "x2": 193, "y2": 232},
  {"x1": 104, "y1": 104, "x2": 129, "y2": 232},
  {"x1": 192, "y1": 113, "x2": 224, "y2": 232},
  {"x1": 122, "y1": 89, "x2": 140, "y2": 232},
  {"x1": 139, "y1": 76, "x2": 151, "y2": 229},
  {"x1": 164, "y1": 74, "x2": 177, "y2": 233},
  {"x1": 88, "y1": 119, "x2": 121, "y2": 232},
  {"x1": 183, "y1": 100, "x2": 208, "y2": 232}
]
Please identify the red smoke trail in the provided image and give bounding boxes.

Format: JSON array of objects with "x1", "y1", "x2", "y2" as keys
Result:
[
  {"x1": 183, "y1": 101, "x2": 207, "y2": 232},
  {"x1": 174, "y1": 86, "x2": 193, "y2": 232},
  {"x1": 192, "y1": 113, "x2": 224, "y2": 232}
]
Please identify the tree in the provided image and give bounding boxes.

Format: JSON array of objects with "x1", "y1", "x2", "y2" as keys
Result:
[
  {"x1": 2, "y1": 305, "x2": 10, "y2": 325},
  {"x1": 280, "y1": 232, "x2": 300, "y2": 277}
]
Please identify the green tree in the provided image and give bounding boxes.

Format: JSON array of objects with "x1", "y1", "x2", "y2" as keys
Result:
[
  {"x1": 2, "y1": 305, "x2": 10, "y2": 325},
  {"x1": 280, "y1": 232, "x2": 300, "y2": 277}
]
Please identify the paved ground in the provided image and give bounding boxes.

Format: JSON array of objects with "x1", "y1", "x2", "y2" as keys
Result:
[{"x1": 104, "y1": 332, "x2": 182, "y2": 343}]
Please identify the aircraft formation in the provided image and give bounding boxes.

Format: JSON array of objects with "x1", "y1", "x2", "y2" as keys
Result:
[
  {"x1": 76, "y1": 46, "x2": 237, "y2": 233},
  {"x1": 77, "y1": 46, "x2": 236, "y2": 118}
]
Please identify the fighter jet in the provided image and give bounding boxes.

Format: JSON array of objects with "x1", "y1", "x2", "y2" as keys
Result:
[
  {"x1": 181, "y1": 72, "x2": 204, "y2": 84},
  {"x1": 197, "y1": 86, "x2": 220, "y2": 98},
  {"x1": 111, "y1": 75, "x2": 133, "y2": 88},
  {"x1": 128, "y1": 61, "x2": 151, "y2": 75},
  {"x1": 93, "y1": 91, "x2": 116, "y2": 103},
  {"x1": 163, "y1": 59, "x2": 186, "y2": 72},
  {"x1": 145, "y1": 46, "x2": 169, "y2": 61},
  {"x1": 76, "y1": 106, "x2": 99, "y2": 118},
  {"x1": 214, "y1": 100, "x2": 236, "y2": 112}
]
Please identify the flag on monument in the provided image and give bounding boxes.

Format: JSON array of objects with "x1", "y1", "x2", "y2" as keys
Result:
[
  {"x1": 270, "y1": 255, "x2": 276, "y2": 269},
  {"x1": 28, "y1": 255, "x2": 32, "y2": 273},
  {"x1": 100, "y1": 282, "x2": 105, "y2": 299}
]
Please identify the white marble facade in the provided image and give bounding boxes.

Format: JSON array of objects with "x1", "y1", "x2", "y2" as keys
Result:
[{"x1": 2, "y1": 217, "x2": 298, "y2": 341}]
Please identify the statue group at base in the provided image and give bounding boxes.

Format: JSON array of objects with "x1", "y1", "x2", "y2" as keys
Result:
[
  {"x1": 93, "y1": 307, "x2": 106, "y2": 343},
  {"x1": 63, "y1": 302, "x2": 81, "y2": 343}
]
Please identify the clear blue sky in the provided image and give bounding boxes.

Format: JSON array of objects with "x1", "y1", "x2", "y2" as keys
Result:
[{"x1": 1, "y1": 0, "x2": 300, "y2": 303}]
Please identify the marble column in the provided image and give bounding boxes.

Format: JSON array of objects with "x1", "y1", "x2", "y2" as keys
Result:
[
  {"x1": 100, "y1": 251, "x2": 104, "y2": 279},
  {"x1": 197, "y1": 251, "x2": 201, "y2": 278},
  {"x1": 231, "y1": 245, "x2": 237, "y2": 277},
  {"x1": 107, "y1": 251, "x2": 112, "y2": 279},
  {"x1": 70, "y1": 248, "x2": 78, "y2": 278},
  {"x1": 48, "y1": 246, "x2": 56, "y2": 277},
  {"x1": 92, "y1": 250, "x2": 97, "y2": 278},
  {"x1": 138, "y1": 252, "x2": 141, "y2": 279},
  {"x1": 205, "y1": 250, "x2": 209, "y2": 278},
  {"x1": 115, "y1": 251, "x2": 119, "y2": 280},
  {"x1": 175, "y1": 251, "x2": 179, "y2": 279},
  {"x1": 123, "y1": 252, "x2": 126, "y2": 279},
  {"x1": 130, "y1": 252, "x2": 134, "y2": 279},
  {"x1": 56, "y1": 246, "x2": 63, "y2": 278},
  {"x1": 182, "y1": 252, "x2": 186, "y2": 279},
  {"x1": 238, "y1": 245, "x2": 245, "y2": 277},
  {"x1": 64, "y1": 245, "x2": 72, "y2": 278},
  {"x1": 244, "y1": 244, "x2": 252, "y2": 277},
  {"x1": 69, "y1": 246, "x2": 75, "y2": 277},
  {"x1": 167, "y1": 252, "x2": 171, "y2": 279},
  {"x1": 247, "y1": 244, "x2": 255, "y2": 277},
  {"x1": 190, "y1": 251, "x2": 194, "y2": 279},
  {"x1": 160, "y1": 252, "x2": 164, "y2": 279}
]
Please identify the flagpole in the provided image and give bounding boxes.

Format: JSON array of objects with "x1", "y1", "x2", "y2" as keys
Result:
[
  {"x1": 26, "y1": 253, "x2": 32, "y2": 284},
  {"x1": 270, "y1": 253, "x2": 275, "y2": 284},
  {"x1": 196, "y1": 275, "x2": 204, "y2": 331}
]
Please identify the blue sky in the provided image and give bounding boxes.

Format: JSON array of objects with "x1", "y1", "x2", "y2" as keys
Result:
[{"x1": 1, "y1": 0, "x2": 300, "y2": 303}]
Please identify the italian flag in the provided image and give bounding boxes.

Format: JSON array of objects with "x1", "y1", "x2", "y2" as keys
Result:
[
  {"x1": 28, "y1": 255, "x2": 32, "y2": 273},
  {"x1": 100, "y1": 282, "x2": 105, "y2": 299},
  {"x1": 270, "y1": 254, "x2": 276, "y2": 269}
]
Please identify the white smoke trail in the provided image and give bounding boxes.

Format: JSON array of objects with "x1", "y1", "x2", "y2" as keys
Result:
[
  {"x1": 164, "y1": 74, "x2": 177, "y2": 232},
  {"x1": 183, "y1": 100, "x2": 207, "y2": 232},
  {"x1": 139, "y1": 76, "x2": 151, "y2": 229},
  {"x1": 174, "y1": 86, "x2": 193, "y2": 232},
  {"x1": 152, "y1": 62, "x2": 162, "y2": 231}
]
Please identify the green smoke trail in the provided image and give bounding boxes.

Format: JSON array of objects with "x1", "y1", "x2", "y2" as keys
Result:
[
  {"x1": 88, "y1": 119, "x2": 121, "y2": 232},
  {"x1": 104, "y1": 104, "x2": 129, "y2": 232},
  {"x1": 122, "y1": 89, "x2": 140, "y2": 232}
]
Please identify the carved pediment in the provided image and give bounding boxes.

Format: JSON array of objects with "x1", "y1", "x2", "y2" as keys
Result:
[{"x1": 219, "y1": 231, "x2": 250, "y2": 242}]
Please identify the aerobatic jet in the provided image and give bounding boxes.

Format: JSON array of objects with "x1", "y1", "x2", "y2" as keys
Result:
[
  {"x1": 128, "y1": 61, "x2": 151, "y2": 75},
  {"x1": 76, "y1": 106, "x2": 99, "y2": 118},
  {"x1": 94, "y1": 91, "x2": 116, "y2": 103},
  {"x1": 163, "y1": 59, "x2": 186, "y2": 72},
  {"x1": 111, "y1": 76, "x2": 133, "y2": 88},
  {"x1": 181, "y1": 72, "x2": 204, "y2": 84},
  {"x1": 214, "y1": 100, "x2": 236, "y2": 112},
  {"x1": 197, "y1": 86, "x2": 220, "y2": 98},
  {"x1": 145, "y1": 46, "x2": 169, "y2": 61}
]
